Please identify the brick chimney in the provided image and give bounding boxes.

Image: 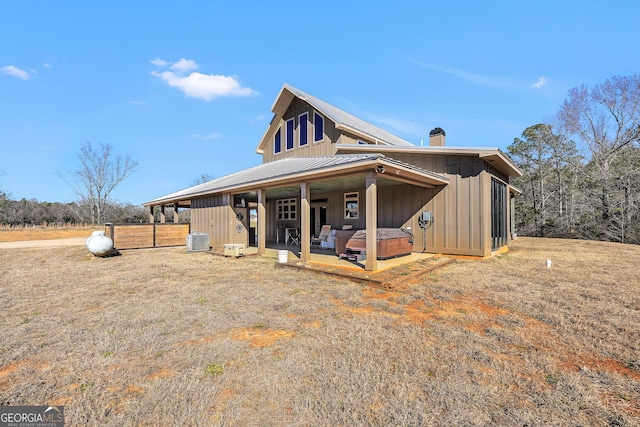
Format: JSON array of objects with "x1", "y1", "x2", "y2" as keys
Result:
[{"x1": 429, "y1": 127, "x2": 446, "y2": 146}]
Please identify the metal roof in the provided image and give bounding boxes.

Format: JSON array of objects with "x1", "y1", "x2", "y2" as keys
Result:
[
  {"x1": 256, "y1": 84, "x2": 415, "y2": 153},
  {"x1": 144, "y1": 154, "x2": 448, "y2": 206},
  {"x1": 283, "y1": 84, "x2": 415, "y2": 147}
]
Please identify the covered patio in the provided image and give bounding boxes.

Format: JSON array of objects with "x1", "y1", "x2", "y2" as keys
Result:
[{"x1": 145, "y1": 154, "x2": 449, "y2": 271}]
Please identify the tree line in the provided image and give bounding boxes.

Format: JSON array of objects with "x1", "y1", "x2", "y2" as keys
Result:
[
  {"x1": 0, "y1": 193, "x2": 149, "y2": 226},
  {"x1": 508, "y1": 74, "x2": 640, "y2": 244}
]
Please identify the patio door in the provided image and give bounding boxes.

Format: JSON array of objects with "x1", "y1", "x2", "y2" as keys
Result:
[{"x1": 310, "y1": 205, "x2": 327, "y2": 237}]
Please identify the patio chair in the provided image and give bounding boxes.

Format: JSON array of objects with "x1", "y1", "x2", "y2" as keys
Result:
[
  {"x1": 289, "y1": 229, "x2": 300, "y2": 245},
  {"x1": 311, "y1": 225, "x2": 331, "y2": 248}
]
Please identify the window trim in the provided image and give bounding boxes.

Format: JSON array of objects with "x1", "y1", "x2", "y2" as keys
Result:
[
  {"x1": 286, "y1": 117, "x2": 295, "y2": 151},
  {"x1": 313, "y1": 111, "x2": 324, "y2": 143},
  {"x1": 274, "y1": 127, "x2": 282, "y2": 154},
  {"x1": 344, "y1": 191, "x2": 359, "y2": 219},
  {"x1": 276, "y1": 198, "x2": 297, "y2": 220},
  {"x1": 298, "y1": 112, "x2": 308, "y2": 147}
]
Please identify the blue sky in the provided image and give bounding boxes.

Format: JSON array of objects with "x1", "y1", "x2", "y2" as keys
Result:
[{"x1": 1, "y1": 1, "x2": 638, "y2": 205}]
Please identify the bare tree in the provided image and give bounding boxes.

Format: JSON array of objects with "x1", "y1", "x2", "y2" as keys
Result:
[{"x1": 60, "y1": 142, "x2": 139, "y2": 224}]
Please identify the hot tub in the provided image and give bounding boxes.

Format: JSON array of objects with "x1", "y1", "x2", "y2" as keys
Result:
[{"x1": 341, "y1": 228, "x2": 413, "y2": 261}]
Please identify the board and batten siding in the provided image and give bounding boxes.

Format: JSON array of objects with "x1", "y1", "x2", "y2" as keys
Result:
[
  {"x1": 191, "y1": 194, "x2": 248, "y2": 249},
  {"x1": 261, "y1": 99, "x2": 385, "y2": 164},
  {"x1": 262, "y1": 99, "x2": 337, "y2": 163},
  {"x1": 384, "y1": 153, "x2": 489, "y2": 256},
  {"x1": 317, "y1": 189, "x2": 366, "y2": 230},
  {"x1": 264, "y1": 190, "x2": 367, "y2": 242},
  {"x1": 188, "y1": 151, "x2": 504, "y2": 256}
]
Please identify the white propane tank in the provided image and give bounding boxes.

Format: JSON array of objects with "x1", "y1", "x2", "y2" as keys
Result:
[{"x1": 86, "y1": 231, "x2": 114, "y2": 257}]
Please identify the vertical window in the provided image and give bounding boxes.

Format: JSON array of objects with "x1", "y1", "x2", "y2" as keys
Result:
[
  {"x1": 344, "y1": 192, "x2": 359, "y2": 219},
  {"x1": 274, "y1": 128, "x2": 282, "y2": 154},
  {"x1": 491, "y1": 179, "x2": 507, "y2": 250},
  {"x1": 314, "y1": 111, "x2": 324, "y2": 142},
  {"x1": 299, "y1": 112, "x2": 308, "y2": 147},
  {"x1": 286, "y1": 118, "x2": 295, "y2": 150}
]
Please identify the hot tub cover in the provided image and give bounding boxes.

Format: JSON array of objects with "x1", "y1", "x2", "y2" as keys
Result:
[{"x1": 348, "y1": 228, "x2": 413, "y2": 241}]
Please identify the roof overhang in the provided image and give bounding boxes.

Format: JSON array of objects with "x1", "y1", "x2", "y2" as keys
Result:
[
  {"x1": 509, "y1": 184, "x2": 523, "y2": 195},
  {"x1": 335, "y1": 144, "x2": 523, "y2": 178},
  {"x1": 256, "y1": 84, "x2": 414, "y2": 154},
  {"x1": 144, "y1": 155, "x2": 448, "y2": 207},
  {"x1": 256, "y1": 85, "x2": 299, "y2": 155}
]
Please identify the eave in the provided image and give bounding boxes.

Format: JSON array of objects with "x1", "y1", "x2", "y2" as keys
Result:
[
  {"x1": 335, "y1": 143, "x2": 523, "y2": 178},
  {"x1": 144, "y1": 155, "x2": 448, "y2": 207}
]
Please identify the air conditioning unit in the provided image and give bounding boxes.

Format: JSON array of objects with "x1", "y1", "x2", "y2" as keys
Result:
[
  {"x1": 223, "y1": 243, "x2": 246, "y2": 257},
  {"x1": 187, "y1": 233, "x2": 210, "y2": 252}
]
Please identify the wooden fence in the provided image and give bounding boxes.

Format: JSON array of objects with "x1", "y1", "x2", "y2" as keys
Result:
[{"x1": 104, "y1": 223, "x2": 190, "y2": 250}]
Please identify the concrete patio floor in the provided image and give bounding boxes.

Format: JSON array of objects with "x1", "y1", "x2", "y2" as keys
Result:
[{"x1": 242, "y1": 243, "x2": 438, "y2": 273}]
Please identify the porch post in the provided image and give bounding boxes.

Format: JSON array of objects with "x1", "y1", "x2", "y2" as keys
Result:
[
  {"x1": 300, "y1": 182, "x2": 311, "y2": 262},
  {"x1": 365, "y1": 172, "x2": 378, "y2": 271},
  {"x1": 174, "y1": 204, "x2": 179, "y2": 223},
  {"x1": 257, "y1": 188, "x2": 266, "y2": 255},
  {"x1": 149, "y1": 206, "x2": 155, "y2": 223},
  {"x1": 160, "y1": 205, "x2": 166, "y2": 223}
]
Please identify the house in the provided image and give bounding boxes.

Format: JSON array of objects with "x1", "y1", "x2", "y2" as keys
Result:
[{"x1": 144, "y1": 84, "x2": 522, "y2": 270}]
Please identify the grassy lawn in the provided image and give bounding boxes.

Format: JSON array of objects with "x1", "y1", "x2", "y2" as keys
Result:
[{"x1": 0, "y1": 237, "x2": 638, "y2": 426}]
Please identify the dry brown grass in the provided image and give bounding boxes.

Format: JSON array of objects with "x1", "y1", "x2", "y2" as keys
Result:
[
  {"x1": 1, "y1": 237, "x2": 639, "y2": 426},
  {"x1": 0, "y1": 225, "x2": 96, "y2": 242}
]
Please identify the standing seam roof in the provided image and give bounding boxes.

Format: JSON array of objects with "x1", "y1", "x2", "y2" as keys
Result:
[
  {"x1": 144, "y1": 153, "x2": 448, "y2": 205},
  {"x1": 145, "y1": 154, "x2": 379, "y2": 204},
  {"x1": 282, "y1": 84, "x2": 415, "y2": 147}
]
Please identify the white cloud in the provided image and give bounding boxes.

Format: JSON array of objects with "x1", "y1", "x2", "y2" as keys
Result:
[
  {"x1": 1, "y1": 65, "x2": 30, "y2": 80},
  {"x1": 170, "y1": 58, "x2": 198, "y2": 74},
  {"x1": 150, "y1": 58, "x2": 168, "y2": 67},
  {"x1": 531, "y1": 76, "x2": 548, "y2": 89},
  {"x1": 151, "y1": 58, "x2": 257, "y2": 101},
  {"x1": 43, "y1": 62, "x2": 52, "y2": 69}
]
